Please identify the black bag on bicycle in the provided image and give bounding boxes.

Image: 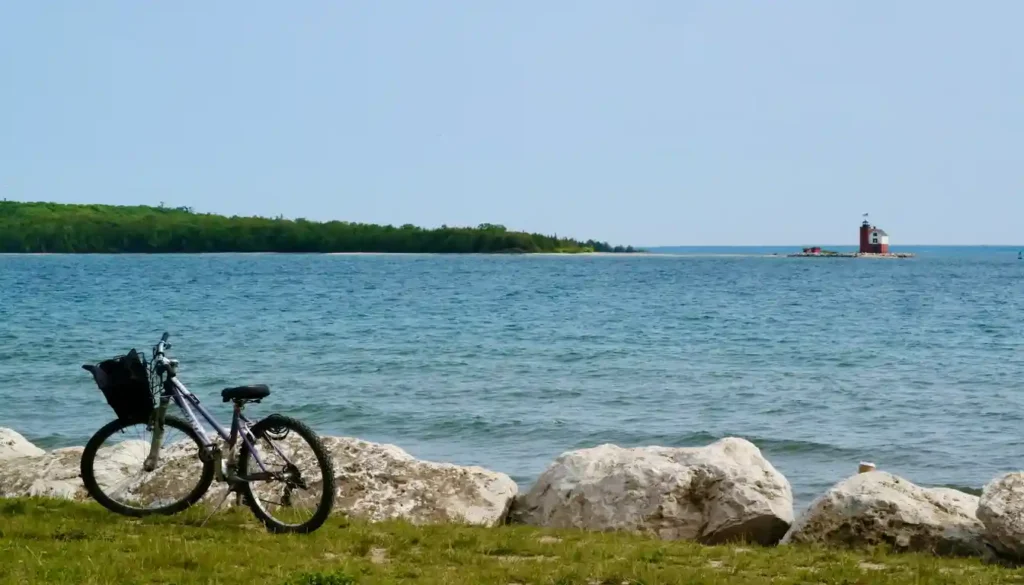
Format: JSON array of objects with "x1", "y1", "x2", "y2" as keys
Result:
[{"x1": 83, "y1": 349, "x2": 155, "y2": 421}]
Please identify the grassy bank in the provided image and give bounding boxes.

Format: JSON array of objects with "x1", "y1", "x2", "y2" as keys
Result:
[{"x1": 0, "y1": 499, "x2": 1021, "y2": 584}]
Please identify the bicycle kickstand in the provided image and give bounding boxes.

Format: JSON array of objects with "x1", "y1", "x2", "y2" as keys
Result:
[{"x1": 199, "y1": 488, "x2": 235, "y2": 527}]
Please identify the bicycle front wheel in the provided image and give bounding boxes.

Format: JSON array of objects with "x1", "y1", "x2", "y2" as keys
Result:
[
  {"x1": 80, "y1": 415, "x2": 215, "y2": 516},
  {"x1": 238, "y1": 414, "x2": 336, "y2": 534}
]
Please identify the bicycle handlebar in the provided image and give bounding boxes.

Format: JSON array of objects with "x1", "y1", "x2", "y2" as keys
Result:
[{"x1": 154, "y1": 332, "x2": 171, "y2": 360}]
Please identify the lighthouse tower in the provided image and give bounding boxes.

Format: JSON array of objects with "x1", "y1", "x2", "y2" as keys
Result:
[{"x1": 858, "y1": 217, "x2": 890, "y2": 254}]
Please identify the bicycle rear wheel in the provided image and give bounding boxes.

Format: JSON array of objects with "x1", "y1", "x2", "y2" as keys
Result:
[
  {"x1": 238, "y1": 414, "x2": 336, "y2": 533},
  {"x1": 80, "y1": 415, "x2": 215, "y2": 516}
]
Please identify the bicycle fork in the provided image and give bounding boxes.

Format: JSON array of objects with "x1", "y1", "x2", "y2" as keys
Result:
[{"x1": 143, "y1": 398, "x2": 171, "y2": 472}]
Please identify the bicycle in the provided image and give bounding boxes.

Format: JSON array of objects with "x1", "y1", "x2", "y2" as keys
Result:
[{"x1": 79, "y1": 332, "x2": 336, "y2": 533}]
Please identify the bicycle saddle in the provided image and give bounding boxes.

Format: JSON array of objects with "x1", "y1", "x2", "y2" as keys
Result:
[{"x1": 221, "y1": 384, "x2": 271, "y2": 402}]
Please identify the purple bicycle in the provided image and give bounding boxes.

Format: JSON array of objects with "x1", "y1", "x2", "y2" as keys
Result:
[{"x1": 79, "y1": 332, "x2": 336, "y2": 534}]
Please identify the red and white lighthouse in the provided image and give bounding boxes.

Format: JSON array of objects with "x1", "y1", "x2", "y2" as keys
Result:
[{"x1": 859, "y1": 219, "x2": 890, "y2": 254}]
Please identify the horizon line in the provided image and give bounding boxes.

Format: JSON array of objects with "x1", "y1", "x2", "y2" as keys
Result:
[{"x1": 642, "y1": 244, "x2": 1024, "y2": 249}]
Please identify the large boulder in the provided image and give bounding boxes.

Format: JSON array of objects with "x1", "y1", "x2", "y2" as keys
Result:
[
  {"x1": 104, "y1": 439, "x2": 212, "y2": 508},
  {"x1": 781, "y1": 471, "x2": 988, "y2": 557},
  {"x1": 0, "y1": 428, "x2": 44, "y2": 460},
  {"x1": 324, "y1": 436, "x2": 517, "y2": 527},
  {"x1": 512, "y1": 437, "x2": 794, "y2": 545},
  {"x1": 0, "y1": 435, "x2": 209, "y2": 505},
  {"x1": 0, "y1": 447, "x2": 88, "y2": 499},
  {"x1": 0, "y1": 429, "x2": 517, "y2": 527},
  {"x1": 978, "y1": 472, "x2": 1024, "y2": 560}
]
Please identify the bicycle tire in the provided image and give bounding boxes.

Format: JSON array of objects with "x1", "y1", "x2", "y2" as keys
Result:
[
  {"x1": 80, "y1": 415, "x2": 215, "y2": 517},
  {"x1": 238, "y1": 414, "x2": 336, "y2": 534}
]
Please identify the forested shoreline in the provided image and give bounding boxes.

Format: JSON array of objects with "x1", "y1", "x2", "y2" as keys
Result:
[{"x1": 0, "y1": 201, "x2": 637, "y2": 254}]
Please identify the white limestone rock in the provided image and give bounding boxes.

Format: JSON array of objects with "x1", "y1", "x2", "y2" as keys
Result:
[
  {"x1": 978, "y1": 472, "x2": 1024, "y2": 560},
  {"x1": 513, "y1": 437, "x2": 794, "y2": 544},
  {"x1": 0, "y1": 428, "x2": 517, "y2": 527},
  {"x1": 324, "y1": 436, "x2": 517, "y2": 527},
  {"x1": 0, "y1": 447, "x2": 88, "y2": 500},
  {"x1": 781, "y1": 471, "x2": 988, "y2": 557},
  {"x1": 0, "y1": 428, "x2": 45, "y2": 460}
]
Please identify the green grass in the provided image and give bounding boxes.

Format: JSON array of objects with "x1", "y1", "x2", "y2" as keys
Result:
[{"x1": 1, "y1": 498, "x2": 1022, "y2": 584}]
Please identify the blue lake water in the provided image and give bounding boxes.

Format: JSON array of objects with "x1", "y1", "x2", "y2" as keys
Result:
[{"x1": 1, "y1": 249, "x2": 1023, "y2": 508}]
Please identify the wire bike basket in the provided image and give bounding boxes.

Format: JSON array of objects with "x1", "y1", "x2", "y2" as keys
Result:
[{"x1": 82, "y1": 348, "x2": 157, "y2": 421}]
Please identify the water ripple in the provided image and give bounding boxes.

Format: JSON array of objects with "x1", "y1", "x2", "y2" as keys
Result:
[{"x1": 1, "y1": 251, "x2": 1022, "y2": 507}]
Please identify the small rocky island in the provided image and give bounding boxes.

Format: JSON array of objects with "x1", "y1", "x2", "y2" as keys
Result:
[
  {"x1": 788, "y1": 249, "x2": 916, "y2": 259},
  {"x1": 789, "y1": 218, "x2": 915, "y2": 258}
]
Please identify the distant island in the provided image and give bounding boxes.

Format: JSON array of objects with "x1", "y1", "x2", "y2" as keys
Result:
[
  {"x1": 787, "y1": 218, "x2": 914, "y2": 259},
  {"x1": 0, "y1": 201, "x2": 638, "y2": 254}
]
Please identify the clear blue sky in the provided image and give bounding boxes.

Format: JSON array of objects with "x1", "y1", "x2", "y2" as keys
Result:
[{"x1": 1, "y1": 2, "x2": 1021, "y2": 246}]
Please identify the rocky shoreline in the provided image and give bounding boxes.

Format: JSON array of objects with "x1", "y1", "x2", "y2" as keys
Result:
[
  {"x1": 2, "y1": 427, "x2": 1022, "y2": 562},
  {"x1": 786, "y1": 252, "x2": 916, "y2": 258}
]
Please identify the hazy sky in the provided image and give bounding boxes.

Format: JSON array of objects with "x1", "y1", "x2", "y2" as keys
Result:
[{"x1": 1, "y1": 2, "x2": 1021, "y2": 246}]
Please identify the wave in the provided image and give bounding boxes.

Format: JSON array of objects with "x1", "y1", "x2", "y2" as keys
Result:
[
  {"x1": 24, "y1": 431, "x2": 93, "y2": 449},
  {"x1": 751, "y1": 437, "x2": 865, "y2": 458},
  {"x1": 286, "y1": 406, "x2": 864, "y2": 461},
  {"x1": 566, "y1": 430, "x2": 863, "y2": 459},
  {"x1": 936, "y1": 484, "x2": 983, "y2": 496},
  {"x1": 572, "y1": 429, "x2": 722, "y2": 448}
]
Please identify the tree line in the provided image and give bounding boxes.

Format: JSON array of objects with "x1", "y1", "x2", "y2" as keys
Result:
[{"x1": 0, "y1": 201, "x2": 638, "y2": 254}]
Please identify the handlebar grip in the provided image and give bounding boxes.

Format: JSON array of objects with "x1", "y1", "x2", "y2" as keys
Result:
[{"x1": 161, "y1": 332, "x2": 170, "y2": 343}]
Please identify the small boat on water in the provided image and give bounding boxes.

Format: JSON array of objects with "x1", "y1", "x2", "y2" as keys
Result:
[{"x1": 1019, "y1": 250, "x2": 1022, "y2": 260}]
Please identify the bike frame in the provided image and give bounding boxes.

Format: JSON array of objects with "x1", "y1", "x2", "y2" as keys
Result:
[
  {"x1": 144, "y1": 336, "x2": 298, "y2": 482},
  {"x1": 167, "y1": 379, "x2": 265, "y2": 457},
  {"x1": 146, "y1": 374, "x2": 277, "y2": 480}
]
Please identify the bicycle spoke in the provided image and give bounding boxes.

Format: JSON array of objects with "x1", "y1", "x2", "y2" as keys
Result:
[
  {"x1": 105, "y1": 469, "x2": 147, "y2": 500},
  {"x1": 241, "y1": 423, "x2": 329, "y2": 530},
  {"x1": 88, "y1": 420, "x2": 209, "y2": 511}
]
